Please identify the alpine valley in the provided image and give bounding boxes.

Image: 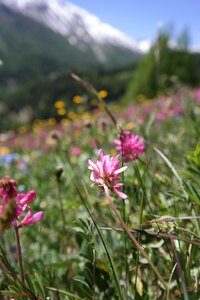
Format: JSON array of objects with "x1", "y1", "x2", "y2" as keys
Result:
[
  {"x1": 0, "y1": 0, "x2": 146, "y2": 89},
  {"x1": 0, "y1": 0, "x2": 148, "y2": 127}
]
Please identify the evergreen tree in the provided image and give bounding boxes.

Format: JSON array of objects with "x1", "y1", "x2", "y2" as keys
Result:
[{"x1": 123, "y1": 32, "x2": 199, "y2": 104}]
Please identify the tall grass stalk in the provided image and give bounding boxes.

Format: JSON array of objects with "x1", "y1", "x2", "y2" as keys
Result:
[
  {"x1": 154, "y1": 147, "x2": 200, "y2": 235},
  {"x1": 166, "y1": 263, "x2": 177, "y2": 300},
  {"x1": 55, "y1": 175, "x2": 66, "y2": 234},
  {"x1": 170, "y1": 239, "x2": 189, "y2": 300},
  {"x1": 134, "y1": 186, "x2": 145, "y2": 298},
  {"x1": 71, "y1": 72, "x2": 117, "y2": 127}
]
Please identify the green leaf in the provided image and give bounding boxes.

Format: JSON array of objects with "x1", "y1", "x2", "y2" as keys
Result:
[
  {"x1": 47, "y1": 286, "x2": 82, "y2": 299},
  {"x1": 1, "y1": 290, "x2": 19, "y2": 297},
  {"x1": 183, "y1": 181, "x2": 200, "y2": 205}
]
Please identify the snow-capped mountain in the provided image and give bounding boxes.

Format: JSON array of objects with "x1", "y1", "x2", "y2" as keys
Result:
[{"x1": 0, "y1": 0, "x2": 147, "y2": 61}]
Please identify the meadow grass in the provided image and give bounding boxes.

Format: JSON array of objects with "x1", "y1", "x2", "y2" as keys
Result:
[{"x1": 0, "y1": 82, "x2": 199, "y2": 299}]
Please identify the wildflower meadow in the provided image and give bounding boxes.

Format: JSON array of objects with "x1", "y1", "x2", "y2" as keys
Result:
[{"x1": 0, "y1": 77, "x2": 200, "y2": 300}]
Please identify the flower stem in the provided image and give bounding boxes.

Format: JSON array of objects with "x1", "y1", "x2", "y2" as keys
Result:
[
  {"x1": 56, "y1": 179, "x2": 66, "y2": 233},
  {"x1": 134, "y1": 189, "x2": 145, "y2": 298},
  {"x1": 170, "y1": 239, "x2": 189, "y2": 300},
  {"x1": 15, "y1": 227, "x2": 25, "y2": 284},
  {"x1": 104, "y1": 185, "x2": 168, "y2": 290},
  {"x1": 71, "y1": 72, "x2": 117, "y2": 127},
  {"x1": 120, "y1": 132, "x2": 129, "y2": 290}
]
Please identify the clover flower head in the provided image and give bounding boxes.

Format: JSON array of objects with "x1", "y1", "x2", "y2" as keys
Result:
[
  {"x1": 0, "y1": 176, "x2": 43, "y2": 231},
  {"x1": 88, "y1": 149, "x2": 127, "y2": 199},
  {"x1": 0, "y1": 176, "x2": 17, "y2": 205},
  {"x1": 114, "y1": 131, "x2": 145, "y2": 162}
]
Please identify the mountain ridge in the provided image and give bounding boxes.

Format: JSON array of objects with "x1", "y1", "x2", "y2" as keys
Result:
[
  {"x1": 0, "y1": 0, "x2": 147, "y2": 59},
  {"x1": 0, "y1": 0, "x2": 142, "y2": 91},
  {"x1": 0, "y1": 0, "x2": 142, "y2": 123}
]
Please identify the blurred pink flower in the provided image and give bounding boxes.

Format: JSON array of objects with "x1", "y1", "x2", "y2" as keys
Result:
[
  {"x1": 88, "y1": 149, "x2": 127, "y2": 199},
  {"x1": 0, "y1": 176, "x2": 43, "y2": 229},
  {"x1": 195, "y1": 88, "x2": 200, "y2": 104},
  {"x1": 114, "y1": 131, "x2": 145, "y2": 162},
  {"x1": 156, "y1": 111, "x2": 168, "y2": 121},
  {"x1": 71, "y1": 146, "x2": 81, "y2": 156},
  {"x1": 171, "y1": 105, "x2": 183, "y2": 116},
  {"x1": 138, "y1": 116, "x2": 145, "y2": 124}
]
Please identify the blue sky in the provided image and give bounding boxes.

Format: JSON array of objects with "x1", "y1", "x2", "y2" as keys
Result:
[{"x1": 67, "y1": 0, "x2": 200, "y2": 48}]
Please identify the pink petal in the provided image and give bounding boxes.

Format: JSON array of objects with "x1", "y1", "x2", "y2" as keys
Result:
[
  {"x1": 98, "y1": 149, "x2": 104, "y2": 160},
  {"x1": 0, "y1": 205, "x2": 3, "y2": 214},
  {"x1": 114, "y1": 189, "x2": 128, "y2": 199},
  {"x1": 88, "y1": 160, "x2": 99, "y2": 172},
  {"x1": 114, "y1": 183, "x2": 124, "y2": 188},
  {"x1": 114, "y1": 166, "x2": 128, "y2": 175},
  {"x1": 20, "y1": 191, "x2": 36, "y2": 206},
  {"x1": 29, "y1": 211, "x2": 44, "y2": 224},
  {"x1": 21, "y1": 211, "x2": 44, "y2": 227}
]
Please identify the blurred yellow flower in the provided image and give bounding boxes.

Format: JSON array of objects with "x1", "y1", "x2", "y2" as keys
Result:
[
  {"x1": 98, "y1": 90, "x2": 108, "y2": 99},
  {"x1": 33, "y1": 125, "x2": 41, "y2": 133},
  {"x1": 67, "y1": 111, "x2": 78, "y2": 120},
  {"x1": 54, "y1": 100, "x2": 65, "y2": 109},
  {"x1": 126, "y1": 122, "x2": 135, "y2": 130},
  {"x1": 70, "y1": 156, "x2": 78, "y2": 164},
  {"x1": 0, "y1": 147, "x2": 10, "y2": 155},
  {"x1": 32, "y1": 119, "x2": 45, "y2": 133},
  {"x1": 73, "y1": 95, "x2": 84, "y2": 104},
  {"x1": 18, "y1": 125, "x2": 29, "y2": 134},
  {"x1": 33, "y1": 119, "x2": 44, "y2": 127},
  {"x1": 47, "y1": 118, "x2": 56, "y2": 126},
  {"x1": 61, "y1": 118, "x2": 70, "y2": 126},
  {"x1": 81, "y1": 112, "x2": 92, "y2": 121},
  {"x1": 57, "y1": 108, "x2": 66, "y2": 116}
]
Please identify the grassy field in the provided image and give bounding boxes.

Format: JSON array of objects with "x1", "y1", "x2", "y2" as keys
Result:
[{"x1": 0, "y1": 82, "x2": 200, "y2": 299}]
